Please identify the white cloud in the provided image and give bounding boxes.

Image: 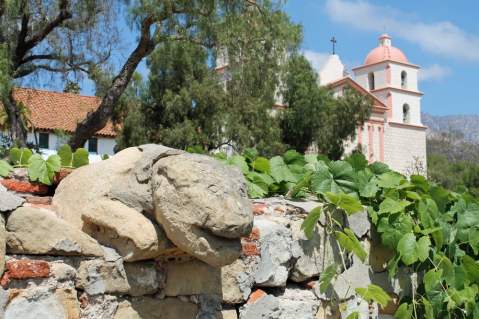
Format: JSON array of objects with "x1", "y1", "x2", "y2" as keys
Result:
[
  {"x1": 419, "y1": 64, "x2": 451, "y2": 81},
  {"x1": 303, "y1": 50, "x2": 330, "y2": 73},
  {"x1": 325, "y1": 0, "x2": 479, "y2": 61}
]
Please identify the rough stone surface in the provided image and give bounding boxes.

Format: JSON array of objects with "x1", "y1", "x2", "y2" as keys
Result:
[
  {"x1": 164, "y1": 259, "x2": 221, "y2": 296},
  {"x1": 6, "y1": 207, "x2": 103, "y2": 257},
  {"x1": 114, "y1": 297, "x2": 198, "y2": 319},
  {"x1": 221, "y1": 259, "x2": 255, "y2": 304},
  {"x1": 3, "y1": 287, "x2": 80, "y2": 319},
  {"x1": 0, "y1": 216, "x2": 5, "y2": 277},
  {"x1": 153, "y1": 152, "x2": 253, "y2": 267},
  {"x1": 290, "y1": 219, "x2": 342, "y2": 282},
  {"x1": 53, "y1": 145, "x2": 253, "y2": 267},
  {"x1": 346, "y1": 210, "x2": 370, "y2": 238},
  {"x1": 80, "y1": 294, "x2": 118, "y2": 319},
  {"x1": 0, "y1": 184, "x2": 24, "y2": 212},
  {"x1": 220, "y1": 309, "x2": 238, "y2": 319},
  {"x1": 76, "y1": 249, "x2": 160, "y2": 296},
  {"x1": 253, "y1": 218, "x2": 292, "y2": 287}
]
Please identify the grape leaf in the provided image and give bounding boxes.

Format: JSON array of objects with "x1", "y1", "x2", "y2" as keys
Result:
[
  {"x1": 355, "y1": 284, "x2": 391, "y2": 308},
  {"x1": 28, "y1": 154, "x2": 61, "y2": 185},
  {"x1": 394, "y1": 303, "x2": 413, "y2": 319},
  {"x1": 228, "y1": 155, "x2": 249, "y2": 174},
  {"x1": 301, "y1": 206, "x2": 322, "y2": 239},
  {"x1": 325, "y1": 192, "x2": 363, "y2": 215},
  {"x1": 252, "y1": 157, "x2": 270, "y2": 174},
  {"x1": 345, "y1": 312, "x2": 359, "y2": 319},
  {"x1": 397, "y1": 233, "x2": 418, "y2": 265},
  {"x1": 318, "y1": 263, "x2": 337, "y2": 294},
  {"x1": 335, "y1": 228, "x2": 367, "y2": 262},
  {"x1": 9, "y1": 147, "x2": 32, "y2": 166},
  {"x1": 462, "y1": 255, "x2": 479, "y2": 283},
  {"x1": 0, "y1": 160, "x2": 13, "y2": 177},
  {"x1": 58, "y1": 144, "x2": 73, "y2": 167},
  {"x1": 72, "y1": 148, "x2": 89, "y2": 168},
  {"x1": 379, "y1": 198, "x2": 411, "y2": 215},
  {"x1": 270, "y1": 156, "x2": 297, "y2": 183}
]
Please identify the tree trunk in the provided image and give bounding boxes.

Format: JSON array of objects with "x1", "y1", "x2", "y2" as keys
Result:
[
  {"x1": 69, "y1": 18, "x2": 155, "y2": 150},
  {"x1": 3, "y1": 89, "x2": 28, "y2": 147}
]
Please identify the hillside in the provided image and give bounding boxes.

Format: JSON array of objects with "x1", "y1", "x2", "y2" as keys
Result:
[{"x1": 422, "y1": 113, "x2": 479, "y2": 143}]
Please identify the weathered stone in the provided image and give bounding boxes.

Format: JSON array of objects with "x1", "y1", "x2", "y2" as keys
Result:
[
  {"x1": 253, "y1": 218, "x2": 292, "y2": 287},
  {"x1": 0, "y1": 184, "x2": 24, "y2": 212},
  {"x1": 80, "y1": 294, "x2": 118, "y2": 319},
  {"x1": 153, "y1": 152, "x2": 253, "y2": 267},
  {"x1": 114, "y1": 297, "x2": 198, "y2": 319},
  {"x1": 239, "y1": 293, "x2": 318, "y2": 319},
  {"x1": 368, "y1": 230, "x2": 395, "y2": 273},
  {"x1": 76, "y1": 251, "x2": 160, "y2": 296},
  {"x1": 247, "y1": 289, "x2": 267, "y2": 304},
  {"x1": 4, "y1": 287, "x2": 80, "y2": 319},
  {"x1": 290, "y1": 220, "x2": 342, "y2": 282},
  {"x1": 346, "y1": 210, "x2": 370, "y2": 238},
  {"x1": 0, "y1": 215, "x2": 5, "y2": 277},
  {"x1": 164, "y1": 259, "x2": 221, "y2": 296},
  {"x1": 6, "y1": 207, "x2": 103, "y2": 257},
  {"x1": 220, "y1": 309, "x2": 238, "y2": 319},
  {"x1": 81, "y1": 199, "x2": 171, "y2": 262},
  {"x1": 222, "y1": 259, "x2": 255, "y2": 304},
  {"x1": 53, "y1": 145, "x2": 253, "y2": 267}
]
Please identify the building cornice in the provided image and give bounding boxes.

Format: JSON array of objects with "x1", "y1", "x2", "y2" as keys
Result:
[
  {"x1": 352, "y1": 60, "x2": 420, "y2": 71},
  {"x1": 388, "y1": 121, "x2": 427, "y2": 130},
  {"x1": 371, "y1": 86, "x2": 424, "y2": 96}
]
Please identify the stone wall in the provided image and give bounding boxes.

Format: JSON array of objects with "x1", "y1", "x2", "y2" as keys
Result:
[{"x1": 0, "y1": 145, "x2": 409, "y2": 319}]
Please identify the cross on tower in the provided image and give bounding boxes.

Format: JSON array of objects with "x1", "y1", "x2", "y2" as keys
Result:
[{"x1": 330, "y1": 36, "x2": 337, "y2": 54}]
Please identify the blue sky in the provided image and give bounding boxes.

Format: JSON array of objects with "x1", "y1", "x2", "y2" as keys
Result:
[
  {"x1": 24, "y1": 0, "x2": 478, "y2": 116},
  {"x1": 285, "y1": 0, "x2": 479, "y2": 115}
]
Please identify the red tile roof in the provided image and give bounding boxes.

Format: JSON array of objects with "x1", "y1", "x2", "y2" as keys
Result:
[{"x1": 4, "y1": 88, "x2": 117, "y2": 137}]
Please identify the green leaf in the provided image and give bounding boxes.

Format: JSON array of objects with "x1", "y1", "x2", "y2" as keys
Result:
[
  {"x1": 405, "y1": 191, "x2": 421, "y2": 201},
  {"x1": 429, "y1": 186, "x2": 450, "y2": 213},
  {"x1": 228, "y1": 155, "x2": 249, "y2": 174},
  {"x1": 72, "y1": 148, "x2": 89, "y2": 168},
  {"x1": 289, "y1": 171, "x2": 312, "y2": 198},
  {"x1": 9, "y1": 147, "x2": 32, "y2": 166},
  {"x1": 377, "y1": 172, "x2": 404, "y2": 188},
  {"x1": 397, "y1": 233, "x2": 418, "y2": 265},
  {"x1": 27, "y1": 154, "x2": 61, "y2": 185},
  {"x1": 243, "y1": 148, "x2": 258, "y2": 162},
  {"x1": 417, "y1": 236, "x2": 431, "y2": 262},
  {"x1": 324, "y1": 192, "x2": 363, "y2": 215},
  {"x1": 0, "y1": 160, "x2": 13, "y2": 177},
  {"x1": 345, "y1": 152, "x2": 368, "y2": 171},
  {"x1": 462, "y1": 255, "x2": 479, "y2": 283},
  {"x1": 270, "y1": 156, "x2": 297, "y2": 183},
  {"x1": 368, "y1": 162, "x2": 390, "y2": 174},
  {"x1": 422, "y1": 297, "x2": 434, "y2": 319},
  {"x1": 345, "y1": 312, "x2": 360, "y2": 319},
  {"x1": 335, "y1": 228, "x2": 367, "y2": 262},
  {"x1": 251, "y1": 157, "x2": 270, "y2": 174},
  {"x1": 379, "y1": 198, "x2": 411, "y2": 215},
  {"x1": 311, "y1": 161, "x2": 356, "y2": 194},
  {"x1": 355, "y1": 284, "x2": 391, "y2": 308},
  {"x1": 301, "y1": 206, "x2": 322, "y2": 239},
  {"x1": 58, "y1": 144, "x2": 73, "y2": 167},
  {"x1": 394, "y1": 303, "x2": 413, "y2": 319},
  {"x1": 246, "y1": 180, "x2": 268, "y2": 199},
  {"x1": 283, "y1": 150, "x2": 305, "y2": 165},
  {"x1": 424, "y1": 268, "x2": 443, "y2": 294},
  {"x1": 318, "y1": 263, "x2": 337, "y2": 294},
  {"x1": 469, "y1": 229, "x2": 479, "y2": 255}
]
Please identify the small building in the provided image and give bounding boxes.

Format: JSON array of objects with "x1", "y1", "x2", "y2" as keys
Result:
[
  {"x1": 1, "y1": 88, "x2": 117, "y2": 161},
  {"x1": 319, "y1": 34, "x2": 427, "y2": 175}
]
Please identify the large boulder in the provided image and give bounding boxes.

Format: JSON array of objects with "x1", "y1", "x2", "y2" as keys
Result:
[
  {"x1": 6, "y1": 207, "x2": 103, "y2": 257},
  {"x1": 53, "y1": 145, "x2": 253, "y2": 267},
  {"x1": 0, "y1": 184, "x2": 24, "y2": 212}
]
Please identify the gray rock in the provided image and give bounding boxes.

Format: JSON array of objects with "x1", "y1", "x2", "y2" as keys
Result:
[
  {"x1": 346, "y1": 210, "x2": 370, "y2": 238},
  {"x1": 0, "y1": 184, "x2": 24, "y2": 212},
  {"x1": 290, "y1": 219, "x2": 342, "y2": 282},
  {"x1": 81, "y1": 294, "x2": 118, "y2": 319},
  {"x1": 253, "y1": 218, "x2": 292, "y2": 287},
  {"x1": 0, "y1": 215, "x2": 5, "y2": 276},
  {"x1": 6, "y1": 207, "x2": 104, "y2": 257},
  {"x1": 114, "y1": 297, "x2": 198, "y2": 319},
  {"x1": 239, "y1": 294, "x2": 318, "y2": 319},
  {"x1": 221, "y1": 259, "x2": 256, "y2": 304}
]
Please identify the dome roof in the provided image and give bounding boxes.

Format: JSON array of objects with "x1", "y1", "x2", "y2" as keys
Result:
[{"x1": 364, "y1": 34, "x2": 408, "y2": 65}]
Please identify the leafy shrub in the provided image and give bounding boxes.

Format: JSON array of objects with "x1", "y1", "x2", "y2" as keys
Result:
[
  {"x1": 223, "y1": 149, "x2": 479, "y2": 318},
  {"x1": 57, "y1": 145, "x2": 89, "y2": 168}
]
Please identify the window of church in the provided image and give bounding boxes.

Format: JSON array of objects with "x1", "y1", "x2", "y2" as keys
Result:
[
  {"x1": 368, "y1": 72, "x2": 375, "y2": 90},
  {"x1": 403, "y1": 104, "x2": 410, "y2": 123},
  {"x1": 401, "y1": 71, "x2": 407, "y2": 89}
]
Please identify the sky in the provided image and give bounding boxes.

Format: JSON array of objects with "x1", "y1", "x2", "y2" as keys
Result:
[
  {"x1": 24, "y1": 0, "x2": 479, "y2": 116},
  {"x1": 285, "y1": 0, "x2": 479, "y2": 115}
]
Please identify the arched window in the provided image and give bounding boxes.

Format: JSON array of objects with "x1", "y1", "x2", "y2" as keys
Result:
[
  {"x1": 368, "y1": 72, "x2": 375, "y2": 90},
  {"x1": 401, "y1": 71, "x2": 407, "y2": 89},
  {"x1": 403, "y1": 104, "x2": 410, "y2": 123}
]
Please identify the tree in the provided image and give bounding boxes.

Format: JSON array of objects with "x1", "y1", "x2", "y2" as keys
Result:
[
  {"x1": 0, "y1": 0, "x2": 117, "y2": 146},
  {"x1": 281, "y1": 54, "x2": 372, "y2": 159},
  {"x1": 117, "y1": 41, "x2": 225, "y2": 151}
]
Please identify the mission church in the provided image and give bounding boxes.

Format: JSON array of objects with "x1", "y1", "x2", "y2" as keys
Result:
[{"x1": 317, "y1": 33, "x2": 426, "y2": 174}]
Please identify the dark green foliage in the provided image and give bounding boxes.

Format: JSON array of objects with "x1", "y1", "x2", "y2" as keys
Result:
[{"x1": 281, "y1": 55, "x2": 372, "y2": 158}]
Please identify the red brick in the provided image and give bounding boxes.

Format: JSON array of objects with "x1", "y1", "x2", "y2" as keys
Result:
[
  {"x1": 244, "y1": 227, "x2": 260, "y2": 241},
  {"x1": 54, "y1": 168, "x2": 73, "y2": 185},
  {"x1": 1, "y1": 179, "x2": 48, "y2": 195},
  {"x1": 242, "y1": 241, "x2": 260, "y2": 256},
  {"x1": 253, "y1": 203, "x2": 267, "y2": 215},
  {"x1": 247, "y1": 289, "x2": 267, "y2": 304},
  {"x1": 5, "y1": 259, "x2": 50, "y2": 280},
  {"x1": 24, "y1": 195, "x2": 52, "y2": 205}
]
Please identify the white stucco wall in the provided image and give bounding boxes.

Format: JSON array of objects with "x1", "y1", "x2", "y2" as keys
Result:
[
  {"x1": 389, "y1": 63, "x2": 419, "y2": 91},
  {"x1": 390, "y1": 91, "x2": 422, "y2": 125},
  {"x1": 384, "y1": 123, "x2": 427, "y2": 175},
  {"x1": 354, "y1": 62, "x2": 388, "y2": 91}
]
